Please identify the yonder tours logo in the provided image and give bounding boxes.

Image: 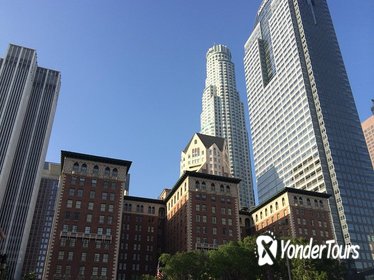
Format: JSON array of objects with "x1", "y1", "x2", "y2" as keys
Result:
[{"x1": 255, "y1": 231, "x2": 360, "y2": 266}]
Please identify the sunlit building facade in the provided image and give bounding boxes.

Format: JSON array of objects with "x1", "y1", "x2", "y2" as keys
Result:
[
  {"x1": 201, "y1": 45, "x2": 254, "y2": 209},
  {"x1": 244, "y1": 0, "x2": 374, "y2": 269}
]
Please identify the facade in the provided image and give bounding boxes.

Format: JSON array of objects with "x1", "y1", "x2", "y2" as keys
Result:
[
  {"x1": 244, "y1": 0, "x2": 374, "y2": 269},
  {"x1": 180, "y1": 133, "x2": 230, "y2": 177},
  {"x1": 165, "y1": 171, "x2": 241, "y2": 253},
  {"x1": 244, "y1": 188, "x2": 334, "y2": 244},
  {"x1": 362, "y1": 101, "x2": 374, "y2": 168},
  {"x1": 117, "y1": 196, "x2": 166, "y2": 280},
  {"x1": 22, "y1": 162, "x2": 60, "y2": 279},
  {"x1": 200, "y1": 45, "x2": 254, "y2": 209},
  {"x1": 0, "y1": 44, "x2": 61, "y2": 279},
  {"x1": 43, "y1": 151, "x2": 131, "y2": 280}
]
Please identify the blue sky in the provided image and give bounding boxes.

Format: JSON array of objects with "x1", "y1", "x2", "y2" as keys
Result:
[{"x1": 1, "y1": 1, "x2": 373, "y2": 200}]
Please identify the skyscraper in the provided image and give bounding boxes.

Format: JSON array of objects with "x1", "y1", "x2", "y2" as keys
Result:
[
  {"x1": 244, "y1": 0, "x2": 374, "y2": 270},
  {"x1": 0, "y1": 44, "x2": 61, "y2": 279},
  {"x1": 22, "y1": 162, "x2": 60, "y2": 279},
  {"x1": 201, "y1": 45, "x2": 254, "y2": 209}
]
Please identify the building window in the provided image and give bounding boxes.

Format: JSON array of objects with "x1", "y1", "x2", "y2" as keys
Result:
[
  {"x1": 282, "y1": 197, "x2": 285, "y2": 206},
  {"x1": 101, "y1": 267, "x2": 107, "y2": 277},
  {"x1": 108, "y1": 204, "x2": 114, "y2": 212},
  {"x1": 102, "y1": 192, "x2": 108, "y2": 200},
  {"x1": 220, "y1": 185, "x2": 224, "y2": 192},
  {"x1": 211, "y1": 184, "x2": 215, "y2": 191},
  {"x1": 75, "y1": 200, "x2": 81, "y2": 209},
  {"x1": 100, "y1": 204, "x2": 106, "y2": 212},
  {"x1": 112, "y1": 168, "x2": 118, "y2": 177},
  {"x1": 66, "y1": 200, "x2": 73, "y2": 208},
  {"x1": 79, "y1": 267, "x2": 85, "y2": 276},
  {"x1": 69, "y1": 188, "x2": 75, "y2": 196},
  {"x1": 79, "y1": 178, "x2": 85, "y2": 186},
  {"x1": 88, "y1": 202, "x2": 94, "y2": 210},
  {"x1": 91, "y1": 179, "x2": 97, "y2": 187},
  {"x1": 58, "y1": 251, "x2": 64, "y2": 260},
  {"x1": 73, "y1": 162, "x2": 79, "y2": 172},
  {"x1": 93, "y1": 165, "x2": 99, "y2": 175},
  {"x1": 92, "y1": 267, "x2": 98, "y2": 276},
  {"x1": 104, "y1": 167, "x2": 110, "y2": 176},
  {"x1": 90, "y1": 191, "x2": 95, "y2": 199},
  {"x1": 67, "y1": 252, "x2": 73, "y2": 261},
  {"x1": 81, "y1": 163, "x2": 87, "y2": 173},
  {"x1": 81, "y1": 252, "x2": 87, "y2": 262},
  {"x1": 103, "y1": 254, "x2": 109, "y2": 263},
  {"x1": 94, "y1": 253, "x2": 100, "y2": 262},
  {"x1": 84, "y1": 227, "x2": 91, "y2": 234},
  {"x1": 86, "y1": 214, "x2": 92, "y2": 223}
]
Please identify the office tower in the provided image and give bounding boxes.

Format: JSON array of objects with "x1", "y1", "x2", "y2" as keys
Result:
[
  {"x1": 244, "y1": 0, "x2": 374, "y2": 269},
  {"x1": 180, "y1": 133, "x2": 230, "y2": 177},
  {"x1": 43, "y1": 151, "x2": 131, "y2": 280},
  {"x1": 166, "y1": 171, "x2": 241, "y2": 253},
  {"x1": 362, "y1": 100, "x2": 374, "y2": 168},
  {"x1": 22, "y1": 162, "x2": 60, "y2": 279},
  {"x1": 200, "y1": 44, "x2": 254, "y2": 209},
  {"x1": 117, "y1": 196, "x2": 166, "y2": 279},
  {"x1": 0, "y1": 44, "x2": 61, "y2": 279}
]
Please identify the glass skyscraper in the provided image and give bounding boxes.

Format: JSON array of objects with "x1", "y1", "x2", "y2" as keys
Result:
[
  {"x1": 0, "y1": 44, "x2": 61, "y2": 279},
  {"x1": 244, "y1": 0, "x2": 374, "y2": 270},
  {"x1": 201, "y1": 45, "x2": 254, "y2": 209}
]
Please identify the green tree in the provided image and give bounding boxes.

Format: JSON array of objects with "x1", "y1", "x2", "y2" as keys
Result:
[{"x1": 23, "y1": 272, "x2": 36, "y2": 280}]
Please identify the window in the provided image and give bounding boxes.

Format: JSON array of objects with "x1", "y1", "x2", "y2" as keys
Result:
[
  {"x1": 91, "y1": 179, "x2": 97, "y2": 187},
  {"x1": 77, "y1": 189, "x2": 83, "y2": 197},
  {"x1": 282, "y1": 198, "x2": 285, "y2": 206},
  {"x1": 69, "y1": 188, "x2": 75, "y2": 196},
  {"x1": 226, "y1": 185, "x2": 230, "y2": 193},
  {"x1": 88, "y1": 202, "x2": 94, "y2": 210},
  {"x1": 103, "y1": 254, "x2": 109, "y2": 263},
  {"x1": 81, "y1": 163, "x2": 87, "y2": 173},
  {"x1": 66, "y1": 200, "x2": 73, "y2": 208},
  {"x1": 79, "y1": 177, "x2": 85, "y2": 186},
  {"x1": 97, "y1": 227, "x2": 103, "y2": 235},
  {"x1": 73, "y1": 162, "x2": 79, "y2": 172},
  {"x1": 211, "y1": 184, "x2": 215, "y2": 191},
  {"x1": 90, "y1": 191, "x2": 95, "y2": 199},
  {"x1": 84, "y1": 227, "x2": 91, "y2": 234},
  {"x1": 93, "y1": 165, "x2": 99, "y2": 175},
  {"x1": 107, "y1": 216, "x2": 113, "y2": 224},
  {"x1": 108, "y1": 204, "x2": 114, "y2": 212},
  {"x1": 75, "y1": 201, "x2": 81, "y2": 209},
  {"x1": 94, "y1": 253, "x2": 100, "y2": 262},
  {"x1": 99, "y1": 215, "x2": 104, "y2": 224},
  {"x1": 67, "y1": 251, "x2": 73, "y2": 261},
  {"x1": 220, "y1": 185, "x2": 224, "y2": 192},
  {"x1": 92, "y1": 267, "x2": 98, "y2": 276},
  {"x1": 101, "y1": 204, "x2": 106, "y2": 212},
  {"x1": 101, "y1": 267, "x2": 107, "y2": 277},
  {"x1": 81, "y1": 252, "x2": 87, "y2": 262},
  {"x1": 79, "y1": 267, "x2": 85, "y2": 276},
  {"x1": 86, "y1": 214, "x2": 92, "y2": 223},
  {"x1": 58, "y1": 251, "x2": 64, "y2": 260},
  {"x1": 104, "y1": 167, "x2": 110, "y2": 176},
  {"x1": 110, "y1": 193, "x2": 115, "y2": 201},
  {"x1": 71, "y1": 177, "x2": 77, "y2": 185},
  {"x1": 112, "y1": 168, "x2": 118, "y2": 177},
  {"x1": 102, "y1": 192, "x2": 108, "y2": 200}
]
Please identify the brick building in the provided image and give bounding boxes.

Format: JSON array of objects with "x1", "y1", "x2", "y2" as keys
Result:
[
  {"x1": 43, "y1": 151, "x2": 131, "y2": 280},
  {"x1": 166, "y1": 171, "x2": 241, "y2": 253},
  {"x1": 241, "y1": 188, "x2": 334, "y2": 244},
  {"x1": 117, "y1": 196, "x2": 166, "y2": 280}
]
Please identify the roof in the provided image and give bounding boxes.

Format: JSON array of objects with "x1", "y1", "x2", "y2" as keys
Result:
[
  {"x1": 124, "y1": 195, "x2": 165, "y2": 205},
  {"x1": 249, "y1": 187, "x2": 331, "y2": 214},
  {"x1": 183, "y1": 133, "x2": 226, "y2": 153},
  {"x1": 61, "y1": 150, "x2": 132, "y2": 171},
  {"x1": 165, "y1": 171, "x2": 241, "y2": 201}
]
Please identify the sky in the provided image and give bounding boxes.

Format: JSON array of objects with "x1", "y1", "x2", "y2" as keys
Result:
[{"x1": 0, "y1": 0, "x2": 373, "y2": 201}]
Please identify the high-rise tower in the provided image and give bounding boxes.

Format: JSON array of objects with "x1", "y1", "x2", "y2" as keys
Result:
[
  {"x1": 244, "y1": 0, "x2": 374, "y2": 270},
  {"x1": 0, "y1": 44, "x2": 61, "y2": 279},
  {"x1": 201, "y1": 45, "x2": 254, "y2": 209}
]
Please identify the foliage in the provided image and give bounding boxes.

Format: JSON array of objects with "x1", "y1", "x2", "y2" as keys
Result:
[
  {"x1": 158, "y1": 236, "x2": 348, "y2": 280},
  {"x1": 23, "y1": 272, "x2": 36, "y2": 280}
]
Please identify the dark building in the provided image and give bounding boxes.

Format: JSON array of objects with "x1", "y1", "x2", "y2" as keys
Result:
[
  {"x1": 117, "y1": 196, "x2": 166, "y2": 280},
  {"x1": 43, "y1": 151, "x2": 131, "y2": 280},
  {"x1": 22, "y1": 162, "x2": 60, "y2": 279}
]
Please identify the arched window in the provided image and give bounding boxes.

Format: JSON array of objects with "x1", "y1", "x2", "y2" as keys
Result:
[
  {"x1": 282, "y1": 197, "x2": 285, "y2": 206},
  {"x1": 104, "y1": 167, "x2": 110, "y2": 176},
  {"x1": 211, "y1": 183, "x2": 215, "y2": 192},
  {"x1": 265, "y1": 209, "x2": 268, "y2": 216},
  {"x1": 294, "y1": 196, "x2": 298, "y2": 205},
  {"x1": 319, "y1": 200, "x2": 323, "y2": 208},
  {"x1": 128, "y1": 204, "x2": 132, "y2": 212},
  {"x1": 220, "y1": 185, "x2": 224, "y2": 192},
  {"x1": 159, "y1": 207, "x2": 165, "y2": 217},
  {"x1": 275, "y1": 202, "x2": 279, "y2": 210},
  {"x1": 314, "y1": 199, "x2": 318, "y2": 207},
  {"x1": 195, "y1": 181, "x2": 200, "y2": 190},
  {"x1": 307, "y1": 198, "x2": 311, "y2": 206},
  {"x1": 260, "y1": 211, "x2": 263, "y2": 219},
  {"x1": 270, "y1": 205, "x2": 273, "y2": 214},
  {"x1": 201, "y1": 182, "x2": 206, "y2": 191},
  {"x1": 81, "y1": 163, "x2": 87, "y2": 173},
  {"x1": 255, "y1": 214, "x2": 258, "y2": 222},
  {"x1": 112, "y1": 168, "x2": 118, "y2": 177},
  {"x1": 299, "y1": 197, "x2": 303, "y2": 205},
  {"x1": 73, "y1": 162, "x2": 79, "y2": 172},
  {"x1": 93, "y1": 165, "x2": 99, "y2": 175},
  {"x1": 148, "y1": 206, "x2": 152, "y2": 214},
  {"x1": 140, "y1": 205, "x2": 144, "y2": 213},
  {"x1": 226, "y1": 186, "x2": 230, "y2": 193}
]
